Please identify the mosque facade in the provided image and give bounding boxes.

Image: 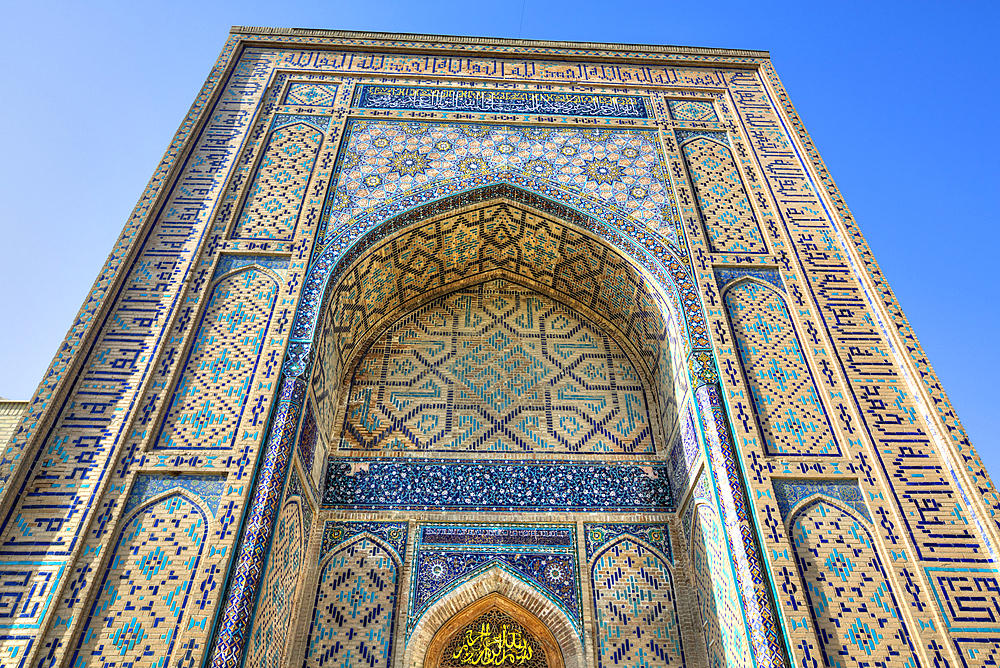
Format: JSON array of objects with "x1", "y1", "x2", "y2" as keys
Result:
[{"x1": 0, "y1": 27, "x2": 995, "y2": 668}]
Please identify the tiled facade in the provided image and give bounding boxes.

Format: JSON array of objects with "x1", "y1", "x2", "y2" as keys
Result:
[
  {"x1": 0, "y1": 399, "x2": 27, "y2": 450},
  {"x1": 0, "y1": 27, "x2": 993, "y2": 668}
]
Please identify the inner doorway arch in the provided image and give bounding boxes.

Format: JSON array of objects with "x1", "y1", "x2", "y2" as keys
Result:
[{"x1": 424, "y1": 593, "x2": 566, "y2": 668}]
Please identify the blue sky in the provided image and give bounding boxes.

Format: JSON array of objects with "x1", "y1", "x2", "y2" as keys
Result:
[{"x1": 1, "y1": 0, "x2": 997, "y2": 472}]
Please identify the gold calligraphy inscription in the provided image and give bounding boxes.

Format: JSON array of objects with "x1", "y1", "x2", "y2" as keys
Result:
[
  {"x1": 443, "y1": 610, "x2": 546, "y2": 668},
  {"x1": 452, "y1": 622, "x2": 533, "y2": 666}
]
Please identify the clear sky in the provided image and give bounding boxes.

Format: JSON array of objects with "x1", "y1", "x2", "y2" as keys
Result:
[{"x1": 1, "y1": 1, "x2": 997, "y2": 472}]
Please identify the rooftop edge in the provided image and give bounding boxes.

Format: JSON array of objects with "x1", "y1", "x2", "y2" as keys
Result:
[{"x1": 229, "y1": 27, "x2": 769, "y2": 59}]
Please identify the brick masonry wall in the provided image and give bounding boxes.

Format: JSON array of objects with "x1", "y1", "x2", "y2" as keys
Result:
[{"x1": 0, "y1": 30, "x2": 993, "y2": 668}]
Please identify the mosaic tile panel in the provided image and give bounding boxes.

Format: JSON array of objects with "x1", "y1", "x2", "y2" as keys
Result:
[
  {"x1": 342, "y1": 279, "x2": 655, "y2": 454},
  {"x1": 772, "y1": 479, "x2": 870, "y2": 521},
  {"x1": 155, "y1": 267, "x2": 279, "y2": 449},
  {"x1": 323, "y1": 459, "x2": 672, "y2": 511},
  {"x1": 410, "y1": 524, "x2": 580, "y2": 634},
  {"x1": 691, "y1": 506, "x2": 752, "y2": 668},
  {"x1": 284, "y1": 82, "x2": 339, "y2": 107},
  {"x1": 307, "y1": 199, "x2": 677, "y2": 444},
  {"x1": 584, "y1": 523, "x2": 671, "y2": 562},
  {"x1": 323, "y1": 120, "x2": 671, "y2": 233},
  {"x1": 232, "y1": 120, "x2": 325, "y2": 241},
  {"x1": 69, "y1": 493, "x2": 208, "y2": 668},
  {"x1": 724, "y1": 281, "x2": 839, "y2": 456},
  {"x1": 122, "y1": 473, "x2": 226, "y2": 517},
  {"x1": 212, "y1": 255, "x2": 290, "y2": 282},
  {"x1": 304, "y1": 536, "x2": 400, "y2": 668},
  {"x1": 759, "y1": 48, "x2": 1000, "y2": 562},
  {"x1": 667, "y1": 99, "x2": 718, "y2": 122},
  {"x1": 320, "y1": 521, "x2": 408, "y2": 561},
  {"x1": 791, "y1": 500, "x2": 918, "y2": 668},
  {"x1": 680, "y1": 136, "x2": 767, "y2": 254},
  {"x1": 354, "y1": 85, "x2": 650, "y2": 118},
  {"x1": 666, "y1": 404, "x2": 700, "y2": 498},
  {"x1": 592, "y1": 538, "x2": 685, "y2": 668},
  {"x1": 245, "y1": 496, "x2": 307, "y2": 668},
  {"x1": 297, "y1": 398, "x2": 318, "y2": 473},
  {"x1": 211, "y1": 376, "x2": 306, "y2": 668}
]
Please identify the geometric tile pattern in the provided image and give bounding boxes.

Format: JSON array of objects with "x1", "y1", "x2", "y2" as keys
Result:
[
  {"x1": 725, "y1": 281, "x2": 839, "y2": 456},
  {"x1": 668, "y1": 100, "x2": 718, "y2": 122},
  {"x1": 320, "y1": 521, "x2": 408, "y2": 562},
  {"x1": 354, "y1": 85, "x2": 650, "y2": 118},
  {"x1": 0, "y1": 44, "x2": 269, "y2": 666},
  {"x1": 341, "y1": 279, "x2": 655, "y2": 453},
  {"x1": 773, "y1": 479, "x2": 871, "y2": 521},
  {"x1": 297, "y1": 398, "x2": 318, "y2": 474},
  {"x1": 730, "y1": 68, "x2": 999, "y2": 666},
  {"x1": 410, "y1": 524, "x2": 580, "y2": 634},
  {"x1": 309, "y1": 201, "x2": 674, "y2": 440},
  {"x1": 681, "y1": 136, "x2": 767, "y2": 254},
  {"x1": 69, "y1": 493, "x2": 209, "y2": 668},
  {"x1": 122, "y1": 473, "x2": 226, "y2": 517},
  {"x1": 284, "y1": 83, "x2": 339, "y2": 107},
  {"x1": 791, "y1": 501, "x2": 918, "y2": 668},
  {"x1": 245, "y1": 493, "x2": 307, "y2": 668},
  {"x1": 233, "y1": 121, "x2": 325, "y2": 241},
  {"x1": 213, "y1": 254, "x2": 290, "y2": 282},
  {"x1": 304, "y1": 537, "x2": 400, "y2": 668},
  {"x1": 690, "y1": 506, "x2": 752, "y2": 668},
  {"x1": 591, "y1": 538, "x2": 685, "y2": 668},
  {"x1": 584, "y1": 523, "x2": 672, "y2": 562},
  {"x1": 154, "y1": 268, "x2": 279, "y2": 449},
  {"x1": 714, "y1": 266, "x2": 783, "y2": 293},
  {"x1": 324, "y1": 120, "x2": 670, "y2": 233},
  {"x1": 8, "y1": 32, "x2": 995, "y2": 668},
  {"x1": 210, "y1": 375, "x2": 306, "y2": 668},
  {"x1": 323, "y1": 459, "x2": 672, "y2": 511}
]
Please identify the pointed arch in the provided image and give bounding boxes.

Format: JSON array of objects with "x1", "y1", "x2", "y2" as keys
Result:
[
  {"x1": 154, "y1": 265, "x2": 280, "y2": 450},
  {"x1": 301, "y1": 184, "x2": 698, "y2": 464},
  {"x1": 211, "y1": 262, "x2": 284, "y2": 288},
  {"x1": 788, "y1": 498, "x2": 919, "y2": 668},
  {"x1": 232, "y1": 120, "x2": 326, "y2": 241},
  {"x1": 424, "y1": 593, "x2": 565, "y2": 668},
  {"x1": 405, "y1": 567, "x2": 583, "y2": 668},
  {"x1": 722, "y1": 278, "x2": 840, "y2": 457},
  {"x1": 69, "y1": 491, "x2": 209, "y2": 668},
  {"x1": 288, "y1": 178, "x2": 707, "y2": 378},
  {"x1": 302, "y1": 532, "x2": 403, "y2": 668},
  {"x1": 590, "y1": 535, "x2": 685, "y2": 668}
]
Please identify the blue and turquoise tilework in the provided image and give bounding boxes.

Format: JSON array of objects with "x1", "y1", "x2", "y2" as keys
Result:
[
  {"x1": 341, "y1": 279, "x2": 656, "y2": 454},
  {"x1": 410, "y1": 524, "x2": 580, "y2": 635},
  {"x1": 724, "y1": 281, "x2": 839, "y2": 456},
  {"x1": 354, "y1": 85, "x2": 650, "y2": 118},
  {"x1": 323, "y1": 459, "x2": 672, "y2": 511}
]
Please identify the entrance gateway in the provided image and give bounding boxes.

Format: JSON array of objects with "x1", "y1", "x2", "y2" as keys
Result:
[{"x1": 0, "y1": 27, "x2": 994, "y2": 668}]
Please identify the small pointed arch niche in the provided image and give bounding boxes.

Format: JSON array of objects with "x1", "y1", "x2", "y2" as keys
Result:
[{"x1": 424, "y1": 593, "x2": 566, "y2": 668}]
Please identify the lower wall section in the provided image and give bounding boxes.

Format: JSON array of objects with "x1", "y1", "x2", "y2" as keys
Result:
[
  {"x1": 69, "y1": 493, "x2": 210, "y2": 668},
  {"x1": 303, "y1": 523, "x2": 406, "y2": 668},
  {"x1": 590, "y1": 535, "x2": 684, "y2": 668}
]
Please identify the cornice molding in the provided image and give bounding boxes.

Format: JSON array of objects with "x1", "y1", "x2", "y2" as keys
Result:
[{"x1": 229, "y1": 26, "x2": 769, "y2": 62}]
